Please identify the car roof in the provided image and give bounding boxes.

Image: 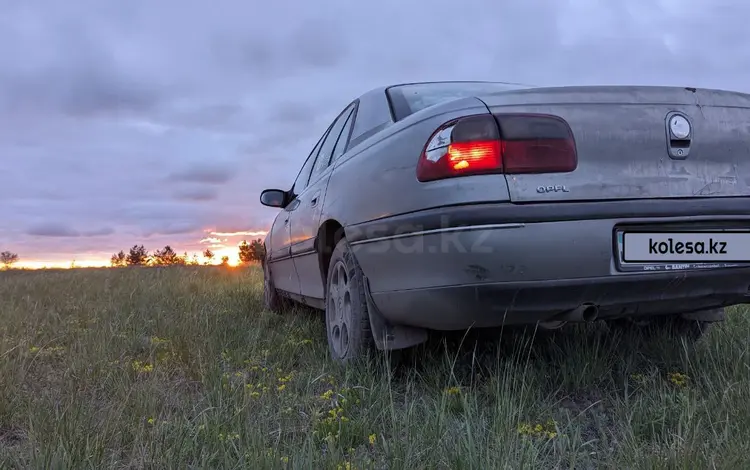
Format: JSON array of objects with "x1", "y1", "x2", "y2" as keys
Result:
[{"x1": 358, "y1": 80, "x2": 534, "y2": 97}]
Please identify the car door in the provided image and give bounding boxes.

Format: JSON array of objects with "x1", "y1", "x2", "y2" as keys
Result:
[
  {"x1": 268, "y1": 133, "x2": 326, "y2": 295},
  {"x1": 289, "y1": 102, "x2": 358, "y2": 300}
]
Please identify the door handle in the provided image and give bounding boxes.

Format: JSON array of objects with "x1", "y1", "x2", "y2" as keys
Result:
[{"x1": 310, "y1": 192, "x2": 320, "y2": 207}]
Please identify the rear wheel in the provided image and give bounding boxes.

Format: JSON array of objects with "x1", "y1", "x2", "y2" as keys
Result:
[
  {"x1": 262, "y1": 258, "x2": 289, "y2": 314},
  {"x1": 325, "y1": 238, "x2": 374, "y2": 363}
]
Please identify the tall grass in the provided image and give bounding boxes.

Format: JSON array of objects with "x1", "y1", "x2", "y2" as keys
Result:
[{"x1": 1, "y1": 266, "x2": 749, "y2": 469}]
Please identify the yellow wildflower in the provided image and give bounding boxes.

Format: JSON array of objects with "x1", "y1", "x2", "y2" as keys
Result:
[
  {"x1": 131, "y1": 360, "x2": 154, "y2": 373},
  {"x1": 517, "y1": 420, "x2": 558, "y2": 439},
  {"x1": 445, "y1": 386, "x2": 461, "y2": 395},
  {"x1": 147, "y1": 417, "x2": 155, "y2": 425},
  {"x1": 517, "y1": 423, "x2": 533, "y2": 435},
  {"x1": 277, "y1": 384, "x2": 286, "y2": 392},
  {"x1": 281, "y1": 456, "x2": 289, "y2": 464},
  {"x1": 668, "y1": 372, "x2": 689, "y2": 387},
  {"x1": 29, "y1": 346, "x2": 39, "y2": 353},
  {"x1": 369, "y1": 433, "x2": 377, "y2": 445}
]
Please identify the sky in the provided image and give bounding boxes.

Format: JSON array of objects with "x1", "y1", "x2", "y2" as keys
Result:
[{"x1": 1, "y1": 0, "x2": 749, "y2": 268}]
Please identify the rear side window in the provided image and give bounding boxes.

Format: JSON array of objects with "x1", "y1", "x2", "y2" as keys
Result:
[
  {"x1": 331, "y1": 105, "x2": 356, "y2": 163},
  {"x1": 386, "y1": 81, "x2": 532, "y2": 121},
  {"x1": 309, "y1": 103, "x2": 356, "y2": 182},
  {"x1": 292, "y1": 132, "x2": 327, "y2": 193}
]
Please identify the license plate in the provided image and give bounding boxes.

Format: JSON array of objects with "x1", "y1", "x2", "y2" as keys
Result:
[{"x1": 615, "y1": 230, "x2": 750, "y2": 272}]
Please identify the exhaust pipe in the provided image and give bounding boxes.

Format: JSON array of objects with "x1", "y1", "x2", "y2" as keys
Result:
[{"x1": 562, "y1": 303, "x2": 599, "y2": 322}]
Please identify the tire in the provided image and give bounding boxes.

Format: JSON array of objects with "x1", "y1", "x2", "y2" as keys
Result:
[
  {"x1": 262, "y1": 258, "x2": 289, "y2": 314},
  {"x1": 607, "y1": 312, "x2": 716, "y2": 342},
  {"x1": 324, "y1": 238, "x2": 374, "y2": 363}
]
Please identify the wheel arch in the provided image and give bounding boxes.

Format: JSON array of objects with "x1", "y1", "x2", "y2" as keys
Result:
[{"x1": 316, "y1": 219, "x2": 346, "y2": 297}]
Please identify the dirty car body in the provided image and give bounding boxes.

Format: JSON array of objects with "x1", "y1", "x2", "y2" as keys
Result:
[{"x1": 260, "y1": 81, "x2": 750, "y2": 355}]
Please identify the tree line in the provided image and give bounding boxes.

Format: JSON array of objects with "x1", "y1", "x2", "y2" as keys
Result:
[
  {"x1": 110, "y1": 239, "x2": 265, "y2": 267},
  {"x1": 0, "y1": 239, "x2": 266, "y2": 270}
]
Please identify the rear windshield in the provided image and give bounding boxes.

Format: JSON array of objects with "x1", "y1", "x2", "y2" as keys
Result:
[{"x1": 386, "y1": 81, "x2": 533, "y2": 121}]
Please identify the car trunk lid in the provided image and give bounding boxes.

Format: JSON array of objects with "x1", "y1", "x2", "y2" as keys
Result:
[{"x1": 477, "y1": 86, "x2": 750, "y2": 203}]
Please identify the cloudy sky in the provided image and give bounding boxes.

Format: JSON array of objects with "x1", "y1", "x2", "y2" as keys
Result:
[{"x1": 1, "y1": 0, "x2": 748, "y2": 267}]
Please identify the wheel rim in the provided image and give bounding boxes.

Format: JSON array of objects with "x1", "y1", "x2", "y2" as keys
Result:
[{"x1": 327, "y1": 260, "x2": 352, "y2": 358}]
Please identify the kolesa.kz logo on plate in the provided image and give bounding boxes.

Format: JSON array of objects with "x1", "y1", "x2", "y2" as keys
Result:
[{"x1": 622, "y1": 232, "x2": 750, "y2": 263}]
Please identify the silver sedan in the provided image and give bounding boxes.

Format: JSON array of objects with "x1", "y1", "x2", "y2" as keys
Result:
[{"x1": 260, "y1": 81, "x2": 750, "y2": 363}]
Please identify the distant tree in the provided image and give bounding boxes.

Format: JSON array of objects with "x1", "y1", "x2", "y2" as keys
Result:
[
  {"x1": 126, "y1": 245, "x2": 149, "y2": 266},
  {"x1": 151, "y1": 245, "x2": 181, "y2": 266},
  {"x1": 238, "y1": 239, "x2": 265, "y2": 264},
  {"x1": 203, "y1": 248, "x2": 215, "y2": 265},
  {"x1": 110, "y1": 251, "x2": 127, "y2": 267},
  {"x1": 238, "y1": 241, "x2": 252, "y2": 264},
  {"x1": 249, "y1": 239, "x2": 265, "y2": 261},
  {"x1": 0, "y1": 251, "x2": 19, "y2": 269},
  {"x1": 220, "y1": 255, "x2": 230, "y2": 266}
]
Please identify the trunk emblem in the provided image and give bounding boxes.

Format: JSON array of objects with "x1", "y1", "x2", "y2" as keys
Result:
[
  {"x1": 669, "y1": 115, "x2": 691, "y2": 139},
  {"x1": 536, "y1": 185, "x2": 570, "y2": 194},
  {"x1": 665, "y1": 111, "x2": 692, "y2": 160}
]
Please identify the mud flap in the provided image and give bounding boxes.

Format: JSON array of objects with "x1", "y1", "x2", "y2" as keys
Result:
[{"x1": 363, "y1": 276, "x2": 428, "y2": 350}]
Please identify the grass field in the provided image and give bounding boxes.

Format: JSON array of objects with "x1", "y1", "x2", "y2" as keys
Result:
[{"x1": 1, "y1": 266, "x2": 750, "y2": 469}]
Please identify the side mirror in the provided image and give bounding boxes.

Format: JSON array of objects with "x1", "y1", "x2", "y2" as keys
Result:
[{"x1": 260, "y1": 189, "x2": 288, "y2": 208}]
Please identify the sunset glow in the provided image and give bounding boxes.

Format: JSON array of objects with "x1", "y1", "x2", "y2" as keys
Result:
[
  {"x1": 10, "y1": 229, "x2": 267, "y2": 270},
  {"x1": 209, "y1": 231, "x2": 267, "y2": 237}
]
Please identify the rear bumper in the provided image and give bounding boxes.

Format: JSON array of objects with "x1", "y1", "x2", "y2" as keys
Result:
[
  {"x1": 347, "y1": 199, "x2": 750, "y2": 330},
  {"x1": 369, "y1": 269, "x2": 750, "y2": 330}
]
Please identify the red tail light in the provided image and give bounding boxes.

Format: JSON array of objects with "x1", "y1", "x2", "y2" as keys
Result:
[{"x1": 416, "y1": 114, "x2": 577, "y2": 182}]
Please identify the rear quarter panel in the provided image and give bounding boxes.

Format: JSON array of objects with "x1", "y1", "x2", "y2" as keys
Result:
[{"x1": 322, "y1": 97, "x2": 512, "y2": 237}]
